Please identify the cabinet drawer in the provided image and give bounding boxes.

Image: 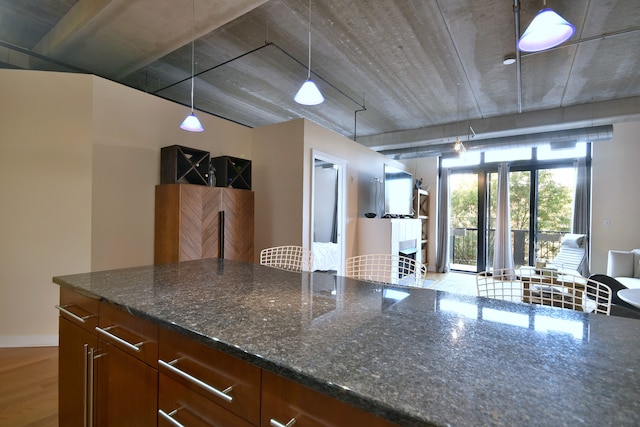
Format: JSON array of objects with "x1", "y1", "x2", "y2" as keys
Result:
[
  {"x1": 261, "y1": 371, "x2": 399, "y2": 427},
  {"x1": 57, "y1": 287, "x2": 99, "y2": 333},
  {"x1": 159, "y1": 373, "x2": 254, "y2": 427},
  {"x1": 98, "y1": 302, "x2": 158, "y2": 367},
  {"x1": 159, "y1": 328, "x2": 261, "y2": 426}
]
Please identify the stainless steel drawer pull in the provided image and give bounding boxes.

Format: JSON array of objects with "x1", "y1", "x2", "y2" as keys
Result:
[
  {"x1": 55, "y1": 304, "x2": 94, "y2": 324},
  {"x1": 95, "y1": 326, "x2": 143, "y2": 352},
  {"x1": 270, "y1": 418, "x2": 297, "y2": 427},
  {"x1": 158, "y1": 408, "x2": 185, "y2": 427},
  {"x1": 158, "y1": 359, "x2": 234, "y2": 403}
]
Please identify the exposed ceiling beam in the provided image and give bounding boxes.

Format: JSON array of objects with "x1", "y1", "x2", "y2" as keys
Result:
[{"x1": 357, "y1": 96, "x2": 640, "y2": 152}]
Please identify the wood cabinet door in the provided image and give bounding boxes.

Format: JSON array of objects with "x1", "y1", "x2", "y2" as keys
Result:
[
  {"x1": 159, "y1": 374, "x2": 254, "y2": 427},
  {"x1": 95, "y1": 342, "x2": 158, "y2": 427},
  {"x1": 159, "y1": 327, "x2": 261, "y2": 425},
  {"x1": 59, "y1": 317, "x2": 98, "y2": 427},
  {"x1": 261, "y1": 371, "x2": 399, "y2": 427},
  {"x1": 155, "y1": 184, "x2": 254, "y2": 264},
  {"x1": 221, "y1": 188, "x2": 254, "y2": 263}
]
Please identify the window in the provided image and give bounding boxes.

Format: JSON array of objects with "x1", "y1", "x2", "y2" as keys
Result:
[{"x1": 444, "y1": 143, "x2": 589, "y2": 272}]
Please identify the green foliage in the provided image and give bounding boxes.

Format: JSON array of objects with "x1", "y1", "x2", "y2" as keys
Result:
[{"x1": 450, "y1": 168, "x2": 574, "y2": 266}]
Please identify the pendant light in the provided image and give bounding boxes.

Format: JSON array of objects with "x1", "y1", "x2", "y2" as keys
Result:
[
  {"x1": 294, "y1": 0, "x2": 324, "y2": 105},
  {"x1": 517, "y1": 1, "x2": 575, "y2": 52},
  {"x1": 180, "y1": 0, "x2": 204, "y2": 132}
]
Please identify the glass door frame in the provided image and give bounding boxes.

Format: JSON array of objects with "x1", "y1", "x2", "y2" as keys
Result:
[{"x1": 444, "y1": 145, "x2": 591, "y2": 273}]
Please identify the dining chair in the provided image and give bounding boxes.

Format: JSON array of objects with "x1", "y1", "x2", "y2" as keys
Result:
[
  {"x1": 478, "y1": 267, "x2": 613, "y2": 315},
  {"x1": 345, "y1": 254, "x2": 427, "y2": 287},
  {"x1": 260, "y1": 245, "x2": 314, "y2": 272},
  {"x1": 476, "y1": 268, "x2": 524, "y2": 303},
  {"x1": 521, "y1": 268, "x2": 612, "y2": 315}
]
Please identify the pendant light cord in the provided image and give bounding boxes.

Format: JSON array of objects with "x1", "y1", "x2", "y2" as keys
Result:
[
  {"x1": 190, "y1": 0, "x2": 195, "y2": 113},
  {"x1": 307, "y1": 0, "x2": 312, "y2": 79}
]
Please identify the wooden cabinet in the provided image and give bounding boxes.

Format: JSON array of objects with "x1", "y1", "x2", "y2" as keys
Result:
[
  {"x1": 95, "y1": 302, "x2": 159, "y2": 426},
  {"x1": 58, "y1": 288, "x2": 158, "y2": 427},
  {"x1": 95, "y1": 342, "x2": 158, "y2": 426},
  {"x1": 57, "y1": 288, "x2": 100, "y2": 426},
  {"x1": 154, "y1": 184, "x2": 254, "y2": 264},
  {"x1": 58, "y1": 288, "x2": 398, "y2": 427},
  {"x1": 414, "y1": 189, "x2": 429, "y2": 267},
  {"x1": 262, "y1": 371, "x2": 398, "y2": 427},
  {"x1": 158, "y1": 327, "x2": 261, "y2": 426},
  {"x1": 159, "y1": 374, "x2": 254, "y2": 427}
]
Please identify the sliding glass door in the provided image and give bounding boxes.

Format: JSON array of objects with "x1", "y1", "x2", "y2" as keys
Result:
[
  {"x1": 446, "y1": 144, "x2": 586, "y2": 273},
  {"x1": 449, "y1": 173, "x2": 479, "y2": 272}
]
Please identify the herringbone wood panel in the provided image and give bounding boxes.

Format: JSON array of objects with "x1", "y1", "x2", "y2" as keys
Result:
[
  {"x1": 155, "y1": 184, "x2": 254, "y2": 264},
  {"x1": 222, "y1": 189, "x2": 254, "y2": 263},
  {"x1": 179, "y1": 185, "x2": 204, "y2": 261},
  {"x1": 202, "y1": 188, "x2": 222, "y2": 259}
]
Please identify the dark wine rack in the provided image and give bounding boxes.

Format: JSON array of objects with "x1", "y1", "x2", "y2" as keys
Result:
[
  {"x1": 211, "y1": 156, "x2": 251, "y2": 190},
  {"x1": 160, "y1": 145, "x2": 211, "y2": 186}
]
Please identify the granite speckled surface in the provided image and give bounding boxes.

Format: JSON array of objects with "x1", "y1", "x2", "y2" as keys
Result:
[{"x1": 53, "y1": 259, "x2": 640, "y2": 426}]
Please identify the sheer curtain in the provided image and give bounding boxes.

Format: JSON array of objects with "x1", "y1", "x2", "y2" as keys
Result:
[
  {"x1": 436, "y1": 168, "x2": 450, "y2": 273},
  {"x1": 572, "y1": 157, "x2": 590, "y2": 276},
  {"x1": 493, "y1": 163, "x2": 514, "y2": 271}
]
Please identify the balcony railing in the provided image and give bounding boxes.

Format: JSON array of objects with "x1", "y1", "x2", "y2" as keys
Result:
[{"x1": 450, "y1": 228, "x2": 566, "y2": 270}]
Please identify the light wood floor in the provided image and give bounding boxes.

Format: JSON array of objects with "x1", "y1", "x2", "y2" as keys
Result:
[{"x1": 0, "y1": 347, "x2": 58, "y2": 427}]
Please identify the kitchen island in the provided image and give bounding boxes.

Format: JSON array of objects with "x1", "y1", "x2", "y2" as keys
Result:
[{"x1": 54, "y1": 258, "x2": 640, "y2": 426}]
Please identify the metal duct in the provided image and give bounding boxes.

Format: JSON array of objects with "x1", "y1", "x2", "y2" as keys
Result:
[{"x1": 380, "y1": 125, "x2": 613, "y2": 160}]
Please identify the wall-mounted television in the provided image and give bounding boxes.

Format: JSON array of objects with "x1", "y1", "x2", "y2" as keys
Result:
[{"x1": 384, "y1": 165, "x2": 414, "y2": 217}]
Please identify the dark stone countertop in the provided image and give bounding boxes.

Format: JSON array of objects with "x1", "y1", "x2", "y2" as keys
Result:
[{"x1": 53, "y1": 258, "x2": 640, "y2": 426}]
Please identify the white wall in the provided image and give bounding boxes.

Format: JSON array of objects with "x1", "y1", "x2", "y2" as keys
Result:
[
  {"x1": 90, "y1": 77, "x2": 252, "y2": 271},
  {"x1": 252, "y1": 119, "x2": 407, "y2": 261},
  {"x1": 0, "y1": 69, "x2": 252, "y2": 346},
  {"x1": 251, "y1": 120, "x2": 306, "y2": 260},
  {"x1": 591, "y1": 121, "x2": 640, "y2": 273},
  {"x1": 0, "y1": 71, "x2": 93, "y2": 346}
]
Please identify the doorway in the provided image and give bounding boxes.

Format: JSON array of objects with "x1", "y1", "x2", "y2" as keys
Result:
[{"x1": 311, "y1": 150, "x2": 347, "y2": 276}]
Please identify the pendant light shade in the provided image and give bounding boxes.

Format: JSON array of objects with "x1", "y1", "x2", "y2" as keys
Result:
[
  {"x1": 180, "y1": 112, "x2": 204, "y2": 132},
  {"x1": 295, "y1": 0, "x2": 324, "y2": 105},
  {"x1": 518, "y1": 7, "x2": 575, "y2": 52},
  {"x1": 294, "y1": 79, "x2": 324, "y2": 105},
  {"x1": 180, "y1": 0, "x2": 204, "y2": 132}
]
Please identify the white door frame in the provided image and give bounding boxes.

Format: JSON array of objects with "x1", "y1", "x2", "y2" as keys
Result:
[{"x1": 311, "y1": 149, "x2": 347, "y2": 276}]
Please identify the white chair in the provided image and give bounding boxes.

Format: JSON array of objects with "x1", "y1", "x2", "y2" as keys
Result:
[
  {"x1": 477, "y1": 267, "x2": 613, "y2": 315},
  {"x1": 345, "y1": 254, "x2": 426, "y2": 287},
  {"x1": 260, "y1": 246, "x2": 314, "y2": 272},
  {"x1": 476, "y1": 268, "x2": 523, "y2": 303},
  {"x1": 521, "y1": 268, "x2": 612, "y2": 315},
  {"x1": 545, "y1": 233, "x2": 587, "y2": 276}
]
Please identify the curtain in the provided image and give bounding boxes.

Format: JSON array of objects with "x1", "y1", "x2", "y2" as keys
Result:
[
  {"x1": 436, "y1": 168, "x2": 450, "y2": 273},
  {"x1": 493, "y1": 163, "x2": 514, "y2": 272},
  {"x1": 572, "y1": 157, "x2": 590, "y2": 276}
]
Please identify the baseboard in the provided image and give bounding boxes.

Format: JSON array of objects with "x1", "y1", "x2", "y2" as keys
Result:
[{"x1": 0, "y1": 335, "x2": 59, "y2": 348}]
